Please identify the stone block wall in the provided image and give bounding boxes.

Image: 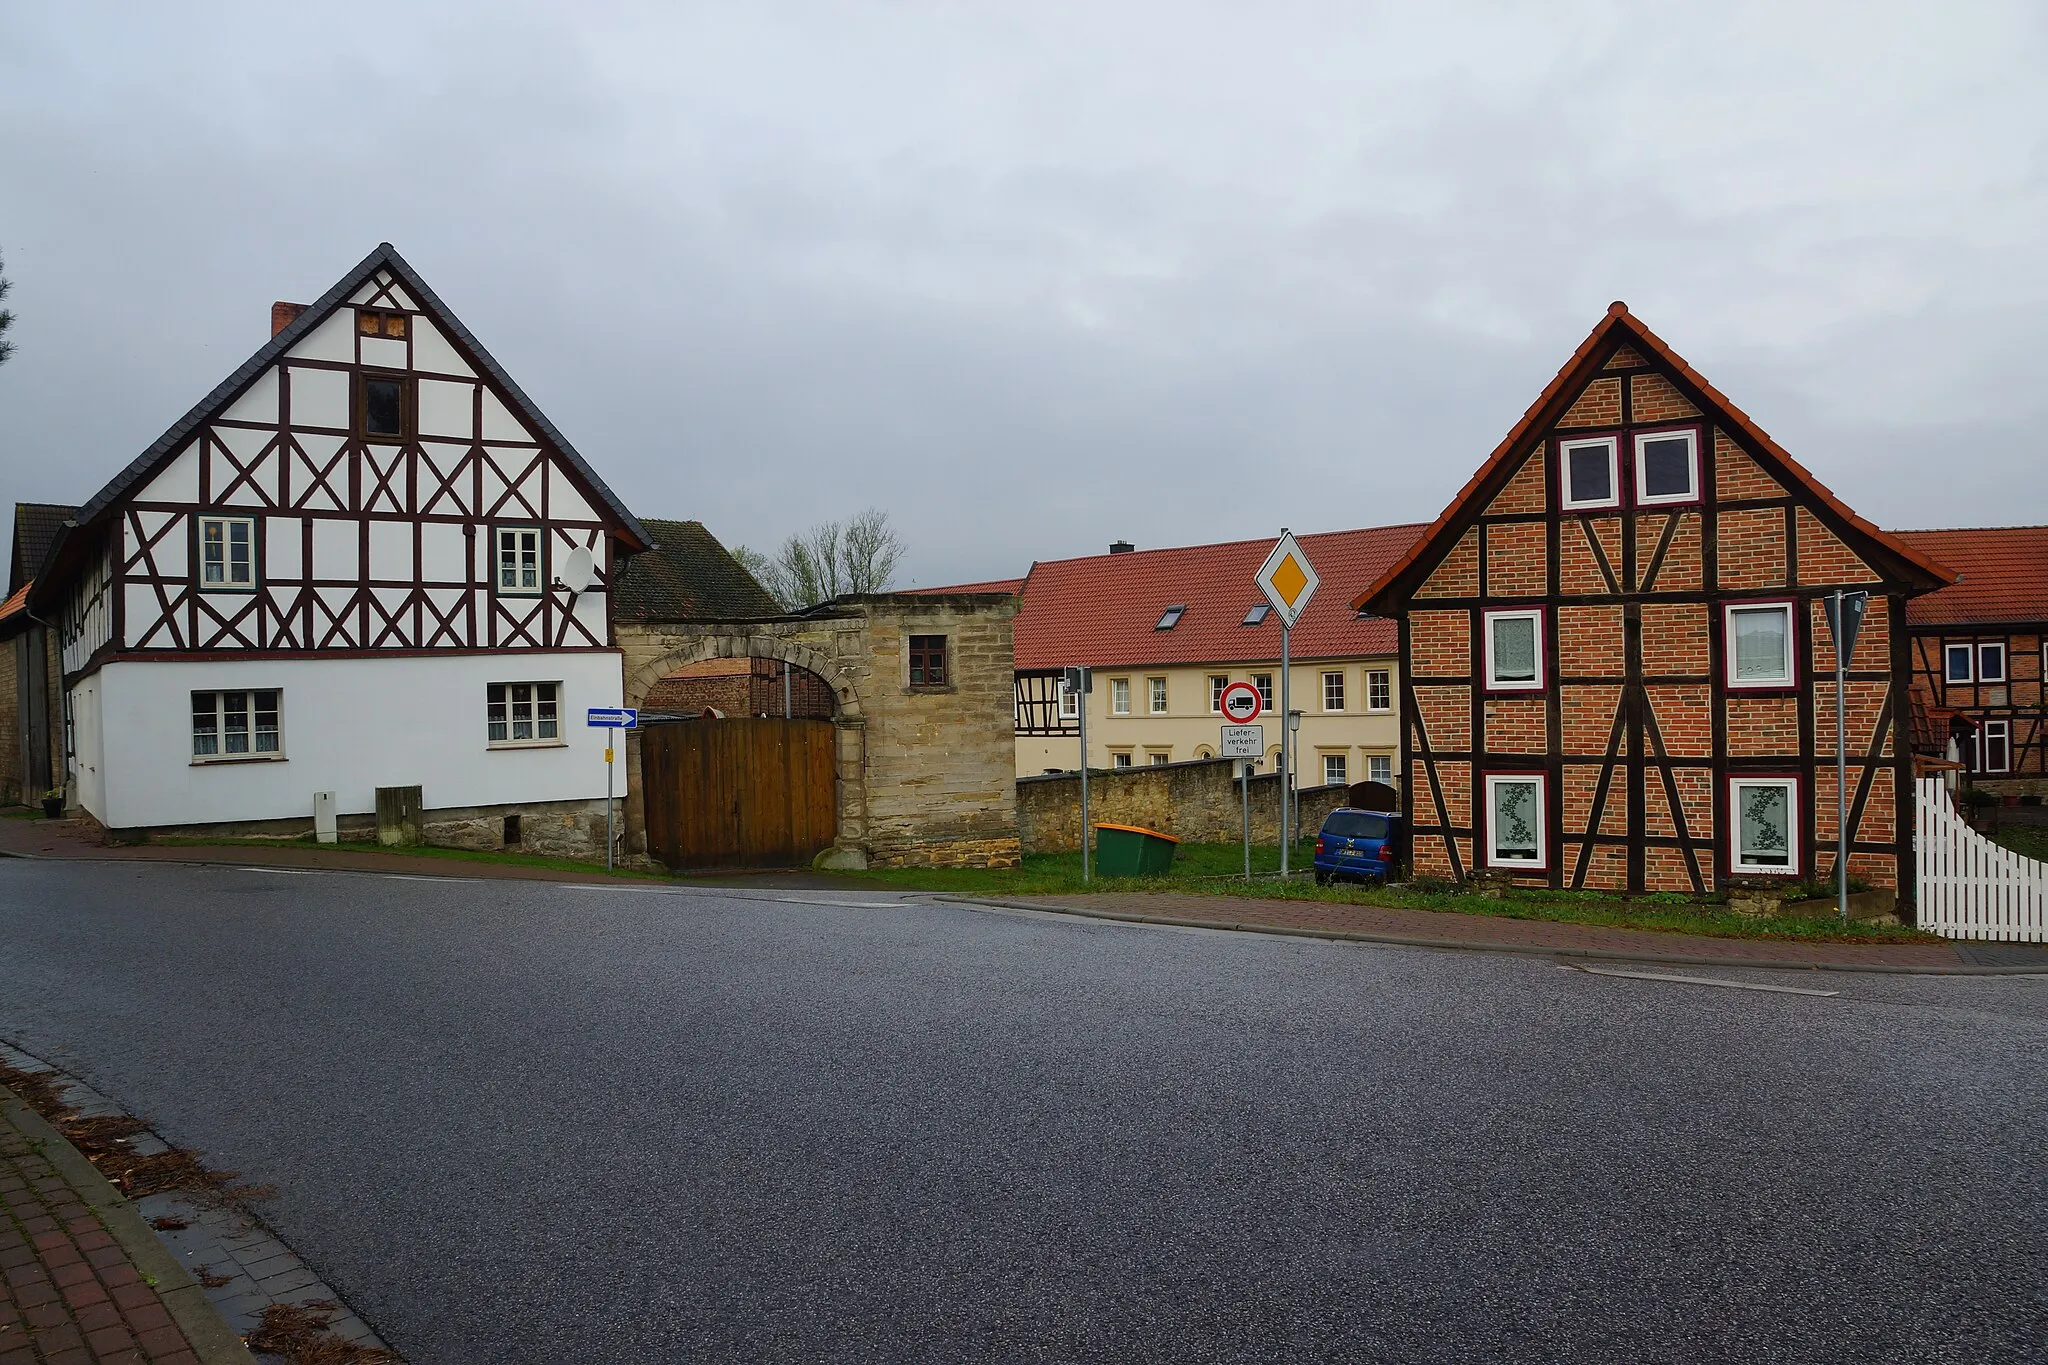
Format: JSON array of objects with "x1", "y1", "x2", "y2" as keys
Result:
[{"x1": 1018, "y1": 757, "x2": 1353, "y2": 852}]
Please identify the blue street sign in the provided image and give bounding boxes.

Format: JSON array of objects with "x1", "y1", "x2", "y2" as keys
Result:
[{"x1": 586, "y1": 707, "x2": 639, "y2": 729}]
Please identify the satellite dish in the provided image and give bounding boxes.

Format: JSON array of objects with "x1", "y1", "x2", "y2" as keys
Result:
[{"x1": 558, "y1": 546, "x2": 596, "y2": 593}]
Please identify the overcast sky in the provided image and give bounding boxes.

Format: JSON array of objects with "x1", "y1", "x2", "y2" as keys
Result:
[{"x1": 3, "y1": 2, "x2": 2044, "y2": 587}]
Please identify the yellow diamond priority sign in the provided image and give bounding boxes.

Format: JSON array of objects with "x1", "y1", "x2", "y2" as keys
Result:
[{"x1": 1255, "y1": 530, "x2": 1319, "y2": 628}]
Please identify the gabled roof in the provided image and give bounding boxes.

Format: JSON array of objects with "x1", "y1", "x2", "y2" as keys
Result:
[
  {"x1": 0, "y1": 581, "x2": 32, "y2": 640},
  {"x1": 33, "y1": 243, "x2": 648, "y2": 609},
  {"x1": 1358, "y1": 302, "x2": 1955, "y2": 612},
  {"x1": 1012, "y1": 524, "x2": 1424, "y2": 671},
  {"x1": 611, "y1": 519, "x2": 782, "y2": 622},
  {"x1": 1892, "y1": 526, "x2": 2048, "y2": 627},
  {"x1": 11, "y1": 503, "x2": 76, "y2": 595}
]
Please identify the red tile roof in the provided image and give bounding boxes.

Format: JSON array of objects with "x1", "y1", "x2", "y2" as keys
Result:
[
  {"x1": 1358, "y1": 302, "x2": 1955, "y2": 611},
  {"x1": 904, "y1": 578, "x2": 1026, "y2": 595},
  {"x1": 0, "y1": 580, "x2": 32, "y2": 641},
  {"x1": 1893, "y1": 526, "x2": 2048, "y2": 627},
  {"x1": 1012, "y1": 525, "x2": 1426, "y2": 671}
]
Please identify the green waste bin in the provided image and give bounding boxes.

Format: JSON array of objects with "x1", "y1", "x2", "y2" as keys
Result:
[{"x1": 1092, "y1": 823, "x2": 1181, "y2": 877}]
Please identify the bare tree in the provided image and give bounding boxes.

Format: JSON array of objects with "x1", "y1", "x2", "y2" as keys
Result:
[
  {"x1": 0, "y1": 252, "x2": 15, "y2": 367},
  {"x1": 734, "y1": 508, "x2": 907, "y2": 611}
]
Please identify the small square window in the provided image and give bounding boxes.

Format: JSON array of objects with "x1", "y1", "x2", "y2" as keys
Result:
[
  {"x1": 1944, "y1": 643, "x2": 1974, "y2": 684},
  {"x1": 1634, "y1": 429, "x2": 1699, "y2": 505},
  {"x1": 1112, "y1": 751, "x2": 1134, "y2": 768},
  {"x1": 1148, "y1": 677, "x2": 1168, "y2": 713},
  {"x1": 197, "y1": 516, "x2": 257, "y2": 590},
  {"x1": 1978, "y1": 642, "x2": 2007, "y2": 684},
  {"x1": 1252, "y1": 673, "x2": 1274, "y2": 710},
  {"x1": 495, "y1": 527, "x2": 543, "y2": 595},
  {"x1": 1484, "y1": 610, "x2": 1544, "y2": 691},
  {"x1": 358, "y1": 309, "x2": 408, "y2": 338},
  {"x1": 909, "y1": 635, "x2": 948, "y2": 686},
  {"x1": 1560, "y1": 437, "x2": 1619, "y2": 510},
  {"x1": 1059, "y1": 682, "x2": 1079, "y2": 720},
  {"x1": 1242, "y1": 604, "x2": 1271, "y2": 626},
  {"x1": 1208, "y1": 675, "x2": 1228, "y2": 714},
  {"x1": 1323, "y1": 753, "x2": 1348, "y2": 785},
  {"x1": 191, "y1": 689, "x2": 283, "y2": 762},
  {"x1": 488, "y1": 682, "x2": 560, "y2": 745},
  {"x1": 1148, "y1": 751, "x2": 1171, "y2": 766},
  {"x1": 1111, "y1": 678, "x2": 1131, "y2": 715},
  {"x1": 1368, "y1": 755, "x2": 1393, "y2": 785},
  {"x1": 1485, "y1": 774, "x2": 1546, "y2": 870},
  {"x1": 1156, "y1": 606, "x2": 1186, "y2": 631},
  {"x1": 1731, "y1": 777, "x2": 1798, "y2": 873},
  {"x1": 1367, "y1": 669, "x2": 1392, "y2": 712},
  {"x1": 1322, "y1": 671, "x2": 1345, "y2": 712},
  {"x1": 1726, "y1": 603, "x2": 1795, "y2": 688}
]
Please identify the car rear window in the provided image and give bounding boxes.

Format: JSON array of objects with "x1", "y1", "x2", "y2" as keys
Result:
[{"x1": 1322, "y1": 811, "x2": 1390, "y2": 839}]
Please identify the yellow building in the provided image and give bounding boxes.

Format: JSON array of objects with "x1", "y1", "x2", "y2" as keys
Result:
[{"x1": 987, "y1": 526, "x2": 1425, "y2": 787}]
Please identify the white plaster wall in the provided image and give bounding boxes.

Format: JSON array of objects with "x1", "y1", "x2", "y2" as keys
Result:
[
  {"x1": 69, "y1": 675, "x2": 104, "y2": 814},
  {"x1": 86, "y1": 652, "x2": 624, "y2": 829}
]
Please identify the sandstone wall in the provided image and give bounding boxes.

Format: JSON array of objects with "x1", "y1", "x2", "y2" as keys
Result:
[{"x1": 1017, "y1": 758, "x2": 1353, "y2": 853}]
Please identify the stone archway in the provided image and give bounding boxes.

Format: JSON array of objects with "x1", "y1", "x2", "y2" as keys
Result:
[{"x1": 622, "y1": 629, "x2": 869, "y2": 868}]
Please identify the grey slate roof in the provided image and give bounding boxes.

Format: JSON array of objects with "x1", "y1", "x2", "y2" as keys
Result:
[
  {"x1": 11, "y1": 503, "x2": 76, "y2": 594},
  {"x1": 612, "y1": 519, "x2": 782, "y2": 622},
  {"x1": 34, "y1": 242, "x2": 648, "y2": 607}
]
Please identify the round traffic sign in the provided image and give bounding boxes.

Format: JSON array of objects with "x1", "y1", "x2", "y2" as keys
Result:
[{"x1": 1220, "y1": 681, "x2": 1263, "y2": 723}]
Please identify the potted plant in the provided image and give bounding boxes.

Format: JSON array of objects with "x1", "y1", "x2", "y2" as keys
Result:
[{"x1": 39, "y1": 787, "x2": 64, "y2": 820}]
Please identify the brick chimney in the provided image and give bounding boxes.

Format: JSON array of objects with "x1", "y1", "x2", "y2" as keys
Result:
[{"x1": 271, "y1": 301, "x2": 308, "y2": 336}]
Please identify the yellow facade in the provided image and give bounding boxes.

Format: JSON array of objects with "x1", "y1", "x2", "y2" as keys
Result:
[{"x1": 1015, "y1": 654, "x2": 1402, "y2": 788}]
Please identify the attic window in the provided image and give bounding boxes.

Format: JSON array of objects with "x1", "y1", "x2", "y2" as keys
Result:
[
  {"x1": 357, "y1": 309, "x2": 408, "y2": 339},
  {"x1": 1242, "y1": 604, "x2": 1271, "y2": 626},
  {"x1": 1156, "y1": 606, "x2": 1186, "y2": 631}
]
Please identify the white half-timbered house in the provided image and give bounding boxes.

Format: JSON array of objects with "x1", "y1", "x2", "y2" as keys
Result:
[{"x1": 30, "y1": 243, "x2": 650, "y2": 846}]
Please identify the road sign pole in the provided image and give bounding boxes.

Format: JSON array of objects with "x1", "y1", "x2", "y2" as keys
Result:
[
  {"x1": 1835, "y1": 589, "x2": 1848, "y2": 923},
  {"x1": 1242, "y1": 758, "x2": 1252, "y2": 881},
  {"x1": 1079, "y1": 678, "x2": 1090, "y2": 883},
  {"x1": 605, "y1": 731, "x2": 615, "y2": 872},
  {"x1": 1280, "y1": 619, "x2": 1291, "y2": 879}
]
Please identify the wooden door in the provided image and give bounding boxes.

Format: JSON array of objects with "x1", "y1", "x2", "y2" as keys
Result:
[{"x1": 642, "y1": 718, "x2": 838, "y2": 869}]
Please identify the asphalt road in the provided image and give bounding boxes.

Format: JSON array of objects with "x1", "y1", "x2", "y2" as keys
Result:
[{"x1": 2, "y1": 859, "x2": 2045, "y2": 1363}]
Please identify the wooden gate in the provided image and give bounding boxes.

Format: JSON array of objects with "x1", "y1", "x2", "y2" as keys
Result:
[
  {"x1": 1915, "y1": 777, "x2": 2048, "y2": 942},
  {"x1": 642, "y1": 718, "x2": 838, "y2": 869}
]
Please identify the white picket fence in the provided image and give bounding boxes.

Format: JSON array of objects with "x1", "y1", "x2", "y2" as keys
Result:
[{"x1": 1914, "y1": 777, "x2": 2048, "y2": 942}]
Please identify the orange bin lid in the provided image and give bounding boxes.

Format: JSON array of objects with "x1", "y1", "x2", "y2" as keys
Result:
[{"x1": 1092, "y1": 822, "x2": 1181, "y2": 844}]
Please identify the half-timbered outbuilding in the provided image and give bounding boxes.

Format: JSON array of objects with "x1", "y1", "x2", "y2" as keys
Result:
[
  {"x1": 1893, "y1": 525, "x2": 2048, "y2": 794},
  {"x1": 29, "y1": 244, "x2": 650, "y2": 844},
  {"x1": 1357, "y1": 303, "x2": 1954, "y2": 894}
]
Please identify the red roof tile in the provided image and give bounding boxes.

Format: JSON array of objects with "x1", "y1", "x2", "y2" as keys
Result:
[
  {"x1": 1358, "y1": 303, "x2": 1954, "y2": 611},
  {"x1": 1013, "y1": 525, "x2": 1426, "y2": 671},
  {"x1": 1894, "y1": 526, "x2": 2048, "y2": 626}
]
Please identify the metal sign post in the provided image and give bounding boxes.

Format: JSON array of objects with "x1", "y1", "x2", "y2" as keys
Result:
[
  {"x1": 1064, "y1": 667, "x2": 1092, "y2": 882},
  {"x1": 1255, "y1": 530, "x2": 1319, "y2": 879},
  {"x1": 586, "y1": 707, "x2": 639, "y2": 870},
  {"x1": 1824, "y1": 591, "x2": 1868, "y2": 922},
  {"x1": 1222, "y1": 723, "x2": 1263, "y2": 881}
]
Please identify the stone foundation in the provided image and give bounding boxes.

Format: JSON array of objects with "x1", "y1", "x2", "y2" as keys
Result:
[
  {"x1": 870, "y1": 833, "x2": 1023, "y2": 870},
  {"x1": 1018, "y1": 758, "x2": 1354, "y2": 852},
  {"x1": 111, "y1": 797, "x2": 615, "y2": 861}
]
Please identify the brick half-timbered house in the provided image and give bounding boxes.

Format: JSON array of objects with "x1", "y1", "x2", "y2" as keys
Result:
[
  {"x1": 1357, "y1": 303, "x2": 1954, "y2": 895},
  {"x1": 28, "y1": 244, "x2": 650, "y2": 844}
]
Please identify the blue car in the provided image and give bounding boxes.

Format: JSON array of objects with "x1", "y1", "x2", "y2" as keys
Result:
[{"x1": 1313, "y1": 807, "x2": 1402, "y2": 884}]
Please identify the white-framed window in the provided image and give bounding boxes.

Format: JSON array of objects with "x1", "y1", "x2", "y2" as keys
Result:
[
  {"x1": 1634, "y1": 428, "x2": 1700, "y2": 505},
  {"x1": 1725, "y1": 602, "x2": 1795, "y2": 688},
  {"x1": 488, "y1": 682, "x2": 560, "y2": 745},
  {"x1": 1484, "y1": 609, "x2": 1544, "y2": 691},
  {"x1": 495, "y1": 527, "x2": 542, "y2": 595},
  {"x1": 1484, "y1": 773, "x2": 1546, "y2": 870},
  {"x1": 1978, "y1": 720, "x2": 2011, "y2": 774},
  {"x1": 1730, "y1": 776, "x2": 1798, "y2": 873},
  {"x1": 1322, "y1": 671, "x2": 1345, "y2": 711},
  {"x1": 1148, "y1": 676, "x2": 1168, "y2": 714},
  {"x1": 1944, "y1": 643, "x2": 1974, "y2": 683},
  {"x1": 197, "y1": 515, "x2": 256, "y2": 590},
  {"x1": 1560, "y1": 436, "x2": 1620, "y2": 510},
  {"x1": 1366, "y1": 669, "x2": 1392, "y2": 712},
  {"x1": 1110, "y1": 678, "x2": 1131, "y2": 715},
  {"x1": 1323, "y1": 753, "x2": 1348, "y2": 785},
  {"x1": 1058, "y1": 681, "x2": 1080, "y2": 720},
  {"x1": 1209, "y1": 675, "x2": 1228, "y2": 713},
  {"x1": 1368, "y1": 755, "x2": 1393, "y2": 785},
  {"x1": 1112, "y1": 750, "x2": 1134, "y2": 768},
  {"x1": 1978, "y1": 642, "x2": 2007, "y2": 684},
  {"x1": 191, "y1": 689, "x2": 282, "y2": 761},
  {"x1": 1253, "y1": 673, "x2": 1274, "y2": 710},
  {"x1": 1148, "y1": 750, "x2": 1171, "y2": 766}
]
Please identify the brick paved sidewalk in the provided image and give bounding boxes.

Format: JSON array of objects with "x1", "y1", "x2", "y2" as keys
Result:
[
  {"x1": 1, "y1": 1089, "x2": 248, "y2": 1365},
  {"x1": 980, "y1": 890, "x2": 1986, "y2": 970}
]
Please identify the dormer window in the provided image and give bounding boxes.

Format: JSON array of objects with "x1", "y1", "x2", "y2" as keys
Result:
[
  {"x1": 1156, "y1": 605, "x2": 1186, "y2": 630},
  {"x1": 357, "y1": 309, "x2": 408, "y2": 339},
  {"x1": 1242, "y1": 604, "x2": 1271, "y2": 626}
]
